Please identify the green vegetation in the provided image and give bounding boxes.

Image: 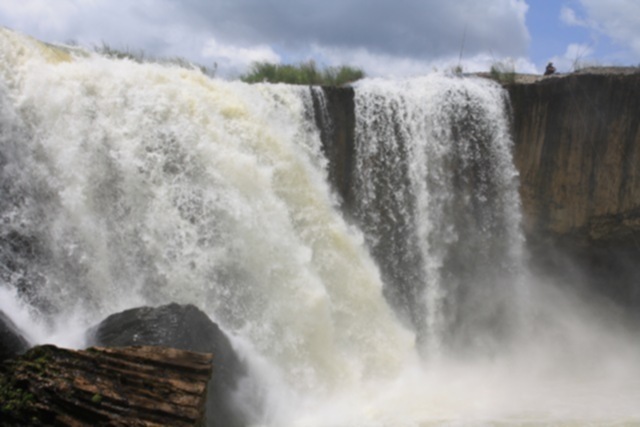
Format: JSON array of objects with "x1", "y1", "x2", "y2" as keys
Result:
[
  {"x1": 0, "y1": 347, "x2": 51, "y2": 419},
  {"x1": 240, "y1": 60, "x2": 365, "y2": 86},
  {"x1": 0, "y1": 373, "x2": 34, "y2": 418},
  {"x1": 91, "y1": 393, "x2": 103, "y2": 404},
  {"x1": 85, "y1": 43, "x2": 364, "y2": 84},
  {"x1": 94, "y1": 43, "x2": 217, "y2": 77},
  {"x1": 95, "y1": 42, "x2": 147, "y2": 62},
  {"x1": 489, "y1": 61, "x2": 517, "y2": 84},
  {"x1": 452, "y1": 65, "x2": 464, "y2": 76}
]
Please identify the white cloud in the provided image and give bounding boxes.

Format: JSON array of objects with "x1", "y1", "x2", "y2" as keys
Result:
[
  {"x1": 1, "y1": 0, "x2": 170, "y2": 49},
  {"x1": 170, "y1": 0, "x2": 530, "y2": 60},
  {"x1": 548, "y1": 43, "x2": 595, "y2": 72},
  {"x1": 562, "y1": 0, "x2": 640, "y2": 60},
  {"x1": 565, "y1": 43, "x2": 594, "y2": 61},
  {"x1": 560, "y1": 7, "x2": 587, "y2": 27},
  {"x1": 0, "y1": 0, "x2": 532, "y2": 77},
  {"x1": 0, "y1": 0, "x2": 79, "y2": 37},
  {"x1": 201, "y1": 39, "x2": 280, "y2": 77},
  {"x1": 312, "y1": 45, "x2": 537, "y2": 78}
]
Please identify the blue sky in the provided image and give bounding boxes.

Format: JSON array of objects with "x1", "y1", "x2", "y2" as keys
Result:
[
  {"x1": 527, "y1": 0, "x2": 636, "y2": 71},
  {"x1": 1, "y1": 0, "x2": 638, "y2": 77},
  {"x1": 528, "y1": 0, "x2": 589, "y2": 65}
]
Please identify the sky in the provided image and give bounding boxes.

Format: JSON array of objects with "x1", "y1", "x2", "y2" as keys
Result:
[{"x1": 1, "y1": 0, "x2": 639, "y2": 78}]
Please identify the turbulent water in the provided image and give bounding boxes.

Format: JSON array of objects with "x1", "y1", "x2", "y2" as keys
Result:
[
  {"x1": 352, "y1": 77, "x2": 526, "y2": 356},
  {"x1": 1, "y1": 29, "x2": 640, "y2": 426}
]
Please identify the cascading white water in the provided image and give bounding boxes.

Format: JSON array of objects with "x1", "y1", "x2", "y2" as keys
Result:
[
  {"x1": 2, "y1": 29, "x2": 640, "y2": 426},
  {"x1": 0, "y1": 28, "x2": 418, "y2": 422},
  {"x1": 352, "y1": 77, "x2": 526, "y2": 356}
]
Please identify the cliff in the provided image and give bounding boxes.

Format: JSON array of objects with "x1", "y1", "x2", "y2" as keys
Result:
[
  {"x1": 507, "y1": 71, "x2": 640, "y2": 309},
  {"x1": 312, "y1": 86, "x2": 357, "y2": 212},
  {"x1": 507, "y1": 71, "x2": 640, "y2": 245},
  {"x1": 316, "y1": 70, "x2": 640, "y2": 310}
]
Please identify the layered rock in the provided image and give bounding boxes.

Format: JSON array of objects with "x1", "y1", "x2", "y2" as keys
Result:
[
  {"x1": 507, "y1": 72, "x2": 640, "y2": 309},
  {"x1": 0, "y1": 344, "x2": 212, "y2": 426},
  {"x1": 508, "y1": 71, "x2": 640, "y2": 243},
  {"x1": 89, "y1": 303, "x2": 247, "y2": 427}
]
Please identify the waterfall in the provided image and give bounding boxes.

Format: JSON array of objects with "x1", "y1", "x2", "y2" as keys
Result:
[
  {"x1": 352, "y1": 76, "x2": 526, "y2": 356},
  {"x1": 2, "y1": 29, "x2": 640, "y2": 426},
  {"x1": 0, "y1": 27, "x2": 416, "y2": 411}
]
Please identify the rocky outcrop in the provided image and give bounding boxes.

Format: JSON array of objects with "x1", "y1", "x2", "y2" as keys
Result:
[
  {"x1": 0, "y1": 310, "x2": 30, "y2": 361},
  {"x1": 508, "y1": 72, "x2": 640, "y2": 243},
  {"x1": 313, "y1": 86, "x2": 357, "y2": 211},
  {"x1": 507, "y1": 72, "x2": 640, "y2": 309},
  {"x1": 0, "y1": 344, "x2": 212, "y2": 426},
  {"x1": 89, "y1": 303, "x2": 247, "y2": 427}
]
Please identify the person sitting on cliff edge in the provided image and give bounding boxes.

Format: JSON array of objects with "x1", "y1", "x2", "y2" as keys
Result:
[{"x1": 544, "y1": 62, "x2": 556, "y2": 76}]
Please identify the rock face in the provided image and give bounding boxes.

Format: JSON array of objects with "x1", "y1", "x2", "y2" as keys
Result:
[
  {"x1": 89, "y1": 303, "x2": 247, "y2": 427},
  {"x1": 508, "y1": 72, "x2": 640, "y2": 243},
  {"x1": 0, "y1": 344, "x2": 212, "y2": 426},
  {"x1": 317, "y1": 74, "x2": 640, "y2": 246},
  {"x1": 0, "y1": 310, "x2": 30, "y2": 361},
  {"x1": 316, "y1": 74, "x2": 640, "y2": 310},
  {"x1": 508, "y1": 72, "x2": 640, "y2": 309},
  {"x1": 312, "y1": 86, "x2": 357, "y2": 211}
]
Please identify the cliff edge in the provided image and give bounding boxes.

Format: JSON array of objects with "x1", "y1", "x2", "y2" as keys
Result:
[
  {"x1": 506, "y1": 69, "x2": 640, "y2": 310},
  {"x1": 508, "y1": 70, "x2": 640, "y2": 244}
]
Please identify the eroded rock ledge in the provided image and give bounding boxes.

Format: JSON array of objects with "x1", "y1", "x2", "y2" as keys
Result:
[{"x1": 0, "y1": 344, "x2": 213, "y2": 426}]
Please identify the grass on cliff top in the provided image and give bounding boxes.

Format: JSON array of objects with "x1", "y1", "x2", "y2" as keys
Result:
[
  {"x1": 94, "y1": 43, "x2": 218, "y2": 77},
  {"x1": 488, "y1": 61, "x2": 517, "y2": 84},
  {"x1": 240, "y1": 60, "x2": 365, "y2": 86}
]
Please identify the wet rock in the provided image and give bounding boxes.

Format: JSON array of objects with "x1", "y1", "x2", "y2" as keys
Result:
[
  {"x1": 89, "y1": 303, "x2": 247, "y2": 427},
  {"x1": 312, "y1": 86, "x2": 357, "y2": 211},
  {"x1": 508, "y1": 72, "x2": 640, "y2": 310},
  {"x1": 318, "y1": 72, "x2": 640, "y2": 313},
  {"x1": 509, "y1": 72, "x2": 640, "y2": 243},
  {"x1": 0, "y1": 310, "x2": 30, "y2": 361},
  {"x1": 0, "y1": 344, "x2": 213, "y2": 426}
]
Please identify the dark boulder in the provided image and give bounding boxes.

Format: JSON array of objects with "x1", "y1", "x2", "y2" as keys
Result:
[
  {"x1": 0, "y1": 310, "x2": 30, "y2": 361},
  {"x1": 0, "y1": 344, "x2": 212, "y2": 426},
  {"x1": 88, "y1": 303, "x2": 247, "y2": 427}
]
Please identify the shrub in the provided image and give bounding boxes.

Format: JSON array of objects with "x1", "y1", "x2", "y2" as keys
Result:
[
  {"x1": 240, "y1": 60, "x2": 365, "y2": 86},
  {"x1": 94, "y1": 43, "x2": 217, "y2": 77},
  {"x1": 95, "y1": 43, "x2": 146, "y2": 62},
  {"x1": 489, "y1": 61, "x2": 516, "y2": 84}
]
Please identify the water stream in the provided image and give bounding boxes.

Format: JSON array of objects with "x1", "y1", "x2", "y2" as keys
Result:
[{"x1": 1, "y1": 29, "x2": 639, "y2": 426}]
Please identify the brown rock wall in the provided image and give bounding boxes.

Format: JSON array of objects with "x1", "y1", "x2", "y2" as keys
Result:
[
  {"x1": 507, "y1": 72, "x2": 640, "y2": 309},
  {"x1": 508, "y1": 73, "x2": 640, "y2": 244}
]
